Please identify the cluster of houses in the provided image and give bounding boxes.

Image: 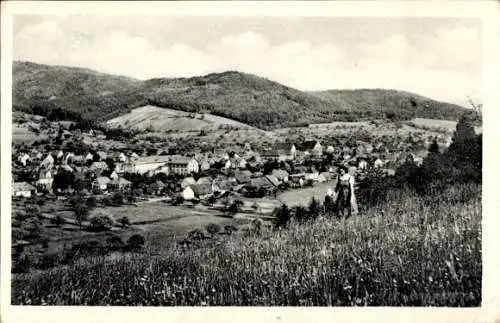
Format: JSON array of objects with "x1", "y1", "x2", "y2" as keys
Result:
[{"x1": 12, "y1": 138, "x2": 397, "y2": 200}]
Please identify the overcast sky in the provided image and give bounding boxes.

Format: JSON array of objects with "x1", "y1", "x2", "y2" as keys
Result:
[{"x1": 13, "y1": 15, "x2": 481, "y2": 106}]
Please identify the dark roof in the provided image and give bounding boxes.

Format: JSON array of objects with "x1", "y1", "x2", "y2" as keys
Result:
[
  {"x1": 192, "y1": 183, "x2": 213, "y2": 196},
  {"x1": 249, "y1": 177, "x2": 273, "y2": 189},
  {"x1": 265, "y1": 175, "x2": 281, "y2": 187},
  {"x1": 298, "y1": 140, "x2": 319, "y2": 151},
  {"x1": 234, "y1": 170, "x2": 252, "y2": 184},
  {"x1": 272, "y1": 169, "x2": 289, "y2": 180}
]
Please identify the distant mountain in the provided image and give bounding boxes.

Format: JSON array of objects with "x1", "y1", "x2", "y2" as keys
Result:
[{"x1": 12, "y1": 61, "x2": 469, "y2": 129}]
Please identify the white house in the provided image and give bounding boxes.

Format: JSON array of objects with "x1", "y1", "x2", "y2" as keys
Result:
[
  {"x1": 373, "y1": 158, "x2": 384, "y2": 169},
  {"x1": 40, "y1": 154, "x2": 55, "y2": 169},
  {"x1": 186, "y1": 158, "x2": 199, "y2": 174},
  {"x1": 85, "y1": 152, "x2": 94, "y2": 161},
  {"x1": 13, "y1": 182, "x2": 37, "y2": 197},
  {"x1": 182, "y1": 186, "x2": 196, "y2": 200},
  {"x1": 312, "y1": 142, "x2": 323, "y2": 157},
  {"x1": 18, "y1": 153, "x2": 31, "y2": 166}
]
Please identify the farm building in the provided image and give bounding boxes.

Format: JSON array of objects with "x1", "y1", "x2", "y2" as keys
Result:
[
  {"x1": 132, "y1": 155, "x2": 199, "y2": 175},
  {"x1": 133, "y1": 156, "x2": 172, "y2": 174},
  {"x1": 13, "y1": 182, "x2": 37, "y2": 198},
  {"x1": 298, "y1": 140, "x2": 323, "y2": 157},
  {"x1": 271, "y1": 169, "x2": 289, "y2": 183},
  {"x1": 150, "y1": 181, "x2": 165, "y2": 195},
  {"x1": 90, "y1": 161, "x2": 108, "y2": 172},
  {"x1": 196, "y1": 177, "x2": 213, "y2": 185},
  {"x1": 192, "y1": 183, "x2": 213, "y2": 200},
  {"x1": 265, "y1": 175, "x2": 281, "y2": 187},
  {"x1": 108, "y1": 177, "x2": 131, "y2": 191},
  {"x1": 249, "y1": 177, "x2": 274, "y2": 190},
  {"x1": 234, "y1": 170, "x2": 252, "y2": 184},
  {"x1": 212, "y1": 178, "x2": 233, "y2": 193}
]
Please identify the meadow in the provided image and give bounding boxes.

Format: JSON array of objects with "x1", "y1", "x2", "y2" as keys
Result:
[{"x1": 11, "y1": 182, "x2": 481, "y2": 306}]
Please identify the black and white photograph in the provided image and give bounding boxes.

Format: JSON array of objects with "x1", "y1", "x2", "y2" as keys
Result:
[{"x1": 1, "y1": 1, "x2": 498, "y2": 319}]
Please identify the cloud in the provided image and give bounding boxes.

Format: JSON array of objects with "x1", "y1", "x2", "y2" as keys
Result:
[{"x1": 13, "y1": 20, "x2": 481, "y2": 104}]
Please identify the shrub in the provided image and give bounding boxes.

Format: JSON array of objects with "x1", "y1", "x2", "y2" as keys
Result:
[
  {"x1": 86, "y1": 196, "x2": 97, "y2": 209},
  {"x1": 274, "y1": 204, "x2": 291, "y2": 228},
  {"x1": 25, "y1": 205, "x2": 40, "y2": 218},
  {"x1": 119, "y1": 216, "x2": 131, "y2": 227},
  {"x1": 111, "y1": 192, "x2": 124, "y2": 206},
  {"x1": 205, "y1": 223, "x2": 221, "y2": 237},
  {"x1": 127, "y1": 234, "x2": 145, "y2": 250},
  {"x1": 187, "y1": 228, "x2": 205, "y2": 241},
  {"x1": 89, "y1": 213, "x2": 115, "y2": 231},
  {"x1": 106, "y1": 235, "x2": 125, "y2": 250},
  {"x1": 50, "y1": 214, "x2": 66, "y2": 227},
  {"x1": 224, "y1": 225, "x2": 238, "y2": 235}
]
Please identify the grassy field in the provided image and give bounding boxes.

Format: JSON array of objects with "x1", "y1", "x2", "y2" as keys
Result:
[
  {"x1": 106, "y1": 105, "x2": 257, "y2": 132},
  {"x1": 11, "y1": 183, "x2": 481, "y2": 306},
  {"x1": 277, "y1": 181, "x2": 334, "y2": 207},
  {"x1": 12, "y1": 123, "x2": 49, "y2": 144}
]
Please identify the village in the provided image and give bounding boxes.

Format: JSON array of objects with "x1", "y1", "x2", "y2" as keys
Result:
[
  {"x1": 11, "y1": 111, "x2": 454, "y2": 264},
  {"x1": 13, "y1": 125, "x2": 408, "y2": 202}
]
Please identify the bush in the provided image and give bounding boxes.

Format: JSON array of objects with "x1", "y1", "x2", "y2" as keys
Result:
[
  {"x1": 224, "y1": 225, "x2": 238, "y2": 235},
  {"x1": 111, "y1": 192, "x2": 124, "y2": 206},
  {"x1": 106, "y1": 235, "x2": 125, "y2": 250},
  {"x1": 89, "y1": 214, "x2": 115, "y2": 231},
  {"x1": 127, "y1": 234, "x2": 145, "y2": 250},
  {"x1": 50, "y1": 214, "x2": 66, "y2": 227},
  {"x1": 187, "y1": 228, "x2": 205, "y2": 241},
  {"x1": 119, "y1": 216, "x2": 131, "y2": 227},
  {"x1": 205, "y1": 223, "x2": 221, "y2": 237}
]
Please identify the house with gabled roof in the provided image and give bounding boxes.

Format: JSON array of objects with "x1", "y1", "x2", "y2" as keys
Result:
[
  {"x1": 234, "y1": 170, "x2": 252, "y2": 184},
  {"x1": 13, "y1": 182, "x2": 37, "y2": 198},
  {"x1": 40, "y1": 153, "x2": 55, "y2": 169},
  {"x1": 271, "y1": 169, "x2": 289, "y2": 183},
  {"x1": 192, "y1": 183, "x2": 213, "y2": 200},
  {"x1": 108, "y1": 177, "x2": 131, "y2": 191},
  {"x1": 265, "y1": 174, "x2": 281, "y2": 187}
]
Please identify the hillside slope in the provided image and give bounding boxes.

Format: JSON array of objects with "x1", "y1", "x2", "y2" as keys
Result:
[
  {"x1": 13, "y1": 61, "x2": 469, "y2": 129},
  {"x1": 106, "y1": 105, "x2": 258, "y2": 132}
]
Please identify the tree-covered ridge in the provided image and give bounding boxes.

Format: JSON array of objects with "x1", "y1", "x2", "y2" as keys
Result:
[{"x1": 13, "y1": 61, "x2": 469, "y2": 130}]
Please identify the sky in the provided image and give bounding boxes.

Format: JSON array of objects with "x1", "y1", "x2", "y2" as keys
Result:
[{"x1": 13, "y1": 15, "x2": 482, "y2": 106}]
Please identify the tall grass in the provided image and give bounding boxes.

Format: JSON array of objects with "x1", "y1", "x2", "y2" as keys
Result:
[{"x1": 12, "y1": 183, "x2": 481, "y2": 306}]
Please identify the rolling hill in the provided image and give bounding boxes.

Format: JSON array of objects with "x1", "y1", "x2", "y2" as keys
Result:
[{"x1": 13, "y1": 61, "x2": 469, "y2": 130}]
